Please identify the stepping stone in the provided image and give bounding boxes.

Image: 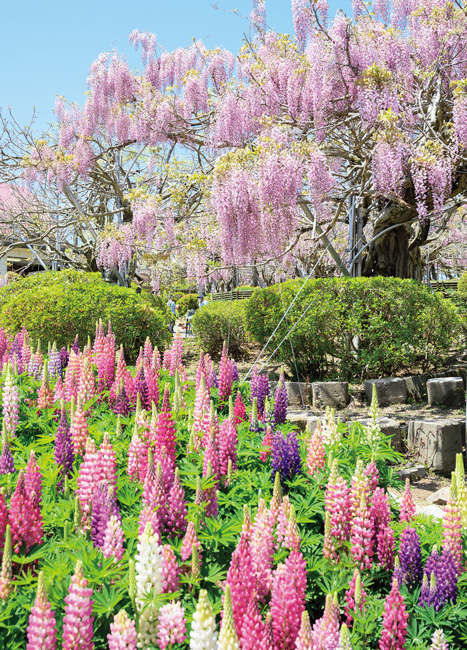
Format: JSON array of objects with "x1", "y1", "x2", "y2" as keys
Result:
[
  {"x1": 427, "y1": 377, "x2": 464, "y2": 409},
  {"x1": 407, "y1": 419, "x2": 463, "y2": 475},
  {"x1": 364, "y1": 378, "x2": 408, "y2": 407},
  {"x1": 312, "y1": 382, "x2": 349, "y2": 410},
  {"x1": 404, "y1": 374, "x2": 430, "y2": 402}
]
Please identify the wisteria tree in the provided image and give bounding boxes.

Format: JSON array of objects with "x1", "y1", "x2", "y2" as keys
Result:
[{"x1": 4, "y1": 0, "x2": 467, "y2": 285}]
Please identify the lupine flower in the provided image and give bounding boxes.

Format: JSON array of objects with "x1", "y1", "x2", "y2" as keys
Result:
[
  {"x1": 218, "y1": 342, "x2": 233, "y2": 402},
  {"x1": 201, "y1": 401, "x2": 220, "y2": 448},
  {"x1": 181, "y1": 520, "x2": 202, "y2": 563},
  {"x1": 2, "y1": 363, "x2": 19, "y2": 437},
  {"x1": 0, "y1": 492, "x2": 8, "y2": 554},
  {"x1": 156, "y1": 601, "x2": 187, "y2": 649},
  {"x1": 310, "y1": 593, "x2": 340, "y2": 650},
  {"x1": 270, "y1": 550, "x2": 307, "y2": 650},
  {"x1": 78, "y1": 358, "x2": 96, "y2": 406},
  {"x1": 260, "y1": 425, "x2": 274, "y2": 463},
  {"x1": 251, "y1": 499, "x2": 275, "y2": 599},
  {"x1": 400, "y1": 478, "x2": 417, "y2": 523},
  {"x1": 419, "y1": 572, "x2": 437, "y2": 609},
  {"x1": 25, "y1": 450, "x2": 42, "y2": 506},
  {"x1": 240, "y1": 597, "x2": 269, "y2": 650},
  {"x1": 371, "y1": 488, "x2": 395, "y2": 571},
  {"x1": 91, "y1": 483, "x2": 119, "y2": 548},
  {"x1": 70, "y1": 396, "x2": 89, "y2": 455},
  {"x1": 422, "y1": 547, "x2": 458, "y2": 610},
  {"x1": 189, "y1": 589, "x2": 218, "y2": 650},
  {"x1": 273, "y1": 378, "x2": 288, "y2": 425},
  {"x1": 338, "y1": 623, "x2": 353, "y2": 650},
  {"x1": 102, "y1": 514, "x2": 125, "y2": 561},
  {"x1": 37, "y1": 360, "x2": 55, "y2": 410},
  {"x1": 349, "y1": 460, "x2": 370, "y2": 517},
  {"x1": 54, "y1": 402, "x2": 74, "y2": 490},
  {"x1": 324, "y1": 460, "x2": 351, "y2": 553},
  {"x1": 256, "y1": 374, "x2": 270, "y2": 419},
  {"x1": 271, "y1": 430, "x2": 302, "y2": 483},
  {"x1": 400, "y1": 526, "x2": 422, "y2": 588},
  {"x1": 161, "y1": 543, "x2": 180, "y2": 593},
  {"x1": 59, "y1": 347, "x2": 69, "y2": 372},
  {"x1": 231, "y1": 359, "x2": 239, "y2": 382},
  {"x1": 167, "y1": 468, "x2": 188, "y2": 538},
  {"x1": 379, "y1": 579, "x2": 408, "y2": 650},
  {"x1": 135, "y1": 523, "x2": 163, "y2": 648},
  {"x1": 26, "y1": 571, "x2": 58, "y2": 650},
  {"x1": 442, "y1": 493, "x2": 464, "y2": 576},
  {"x1": 99, "y1": 433, "x2": 117, "y2": 489},
  {"x1": 295, "y1": 611, "x2": 313, "y2": 650},
  {"x1": 429, "y1": 629, "x2": 449, "y2": 650},
  {"x1": 226, "y1": 527, "x2": 257, "y2": 637},
  {"x1": 127, "y1": 428, "x2": 148, "y2": 483},
  {"x1": 234, "y1": 390, "x2": 247, "y2": 425},
  {"x1": 306, "y1": 427, "x2": 326, "y2": 476},
  {"x1": 218, "y1": 585, "x2": 239, "y2": 650},
  {"x1": 107, "y1": 609, "x2": 137, "y2": 650},
  {"x1": 112, "y1": 383, "x2": 131, "y2": 417},
  {"x1": 62, "y1": 561, "x2": 94, "y2": 650},
  {"x1": 249, "y1": 397, "x2": 262, "y2": 433},
  {"x1": 218, "y1": 416, "x2": 238, "y2": 475},
  {"x1": 344, "y1": 569, "x2": 367, "y2": 627},
  {"x1": 455, "y1": 453, "x2": 467, "y2": 526},
  {"x1": 0, "y1": 525, "x2": 12, "y2": 599},
  {"x1": 156, "y1": 385, "x2": 177, "y2": 473},
  {"x1": 0, "y1": 425, "x2": 15, "y2": 475},
  {"x1": 10, "y1": 470, "x2": 43, "y2": 553},
  {"x1": 350, "y1": 494, "x2": 374, "y2": 571}
]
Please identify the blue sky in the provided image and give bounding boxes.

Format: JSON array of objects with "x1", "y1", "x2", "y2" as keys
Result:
[{"x1": 1, "y1": 0, "x2": 352, "y2": 134}]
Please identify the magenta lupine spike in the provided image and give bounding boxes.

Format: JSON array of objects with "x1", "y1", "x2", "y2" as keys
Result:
[
  {"x1": 156, "y1": 601, "x2": 187, "y2": 650},
  {"x1": 226, "y1": 527, "x2": 257, "y2": 639},
  {"x1": 99, "y1": 433, "x2": 117, "y2": 489},
  {"x1": 218, "y1": 342, "x2": 233, "y2": 402},
  {"x1": 24, "y1": 450, "x2": 42, "y2": 506},
  {"x1": 66, "y1": 351, "x2": 82, "y2": 394},
  {"x1": 204, "y1": 353, "x2": 213, "y2": 390},
  {"x1": 53, "y1": 376, "x2": 65, "y2": 403},
  {"x1": 151, "y1": 347, "x2": 161, "y2": 373},
  {"x1": 195, "y1": 350, "x2": 206, "y2": 390},
  {"x1": 351, "y1": 494, "x2": 375, "y2": 571},
  {"x1": 62, "y1": 561, "x2": 94, "y2": 650},
  {"x1": 76, "y1": 438, "x2": 104, "y2": 525},
  {"x1": 181, "y1": 520, "x2": 202, "y2": 563},
  {"x1": 91, "y1": 484, "x2": 119, "y2": 549},
  {"x1": 37, "y1": 360, "x2": 55, "y2": 410},
  {"x1": 344, "y1": 569, "x2": 367, "y2": 626},
  {"x1": 203, "y1": 431, "x2": 220, "y2": 485},
  {"x1": 306, "y1": 428, "x2": 326, "y2": 476},
  {"x1": 240, "y1": 597, "x2": 269, "y2": 650},
  {"x1": 0, "y1": 493, "x2": 9, "y2": 554},
  {"x1": 270, "y1": 549, "x2": 307, "y2": 650},
  {"x1": 115, "y1": 348, "x2": 128, "y2": 387},
  {"x1": 349, "y1": 460, "x2": 370, "y2": 518},
  {"x1": 10, "y1": 470, "x2": 43, "y2": 554},
  {"x1": 155, "y1": 385, "x2": 177, "y2": 469},
  {"x1": 295, "y1": 611, "x2": 313, "y2": 650},
  {"x1": 400, "y1": 478, "x2": 417, "y2": 523},
  {"x1": 107, "y1": 609, "x2": 137, "y2": 650},
  {"x1": 203, "y1": 461, "x2": 219, "y2": 519},
  {"x1": 161, "y1": 544, "x2": 180, "y2": 593},
  {"x1": 324, "y1": 512, "x2": 338, "y2": 563},
  {"x1": 70, "y1": 396, "x2": 89, "y2": 455},
  {"x1": 145, "y1": 365, "x2": 159, "y2": 409},
  {"x1": 169, "y1": 333, "x2": 184, "y2": 376},
  {"x1": 442, "y1": 496, "x2": 464, "y2": 576},
  {"x1": 2, "y1": 363, "x2": 19, "y2": 437},
  {"x1": 324, "y1": 460, "x2": 351, "y2": 553},
  {"x1": 234, "y1": 390, "x2": 247, "y2": 426},
  {"x1": 193, "y1": 376, "x2": 210, "y2": 446},
  {"x1": 102, "y1": 514, "x2": 125, "y2": 561},
  {"x1": 162, "y1": 349, "x2": 172, "y2": 372},
  {"x1": 134, "y1": 366, "x2": 150, "y2": 410},
  {"x1": 273, "y1": 379, "x2": 288, "y2": 425},
  {"x1": 0, "y1": 329, "x2": 7, "y2": 361},
  {"x1": 218, "y1": 416, "x2": 238, "y2": 475},
  {"x1": 143, "y1": 337, "x2": 153, "y2": 364},
  {"x1": 379, "y1": 579, "x2": 409, "y2": 650},
  {"x1": 284, "y1": 504, "x2": 301, "y2": 551},
  {"x1": 154, "y1": 445, "x2": 175, "y2": 494},
  {"x1": 26, "y1": 572, "x2": 58, "y2": 650},
  {"x1": 275, "y1": 494, "x2": 291, "y2": 549},
  {"x1": 371, "y1": 488, "x2": 395, "y2": 571},
  {"x1": 251, "y1": 499, "x2": 275, "y2": 599},
  {"x1": 311, "y1": 594, "x2": 340, "y2": 650},
  {"x1": 127, "y1": 429, "x2": 148, "y2": 483},
  {"x1": 167, "y1": 468, "x2": 188, "y2": 538},
  {"x1": 138, "y1": 506, "x2": 160, "y2": 540},
  {"x1": 260, "y1": 425, "x2": 274, "y2": 463},
  {"x1": 201, "y1": 401, "x2": 220, "y2": 448},
  {"x1": 364, "y1": 458, "x2": 379, "y2": 492}
]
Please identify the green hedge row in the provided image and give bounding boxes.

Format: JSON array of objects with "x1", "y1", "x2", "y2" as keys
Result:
[
  {"x1": 192, "y1": 300, "x2": 249, "y2": 359},
  {"x1": 0, "y1": 270, "x2": 171, "y2": 359}
]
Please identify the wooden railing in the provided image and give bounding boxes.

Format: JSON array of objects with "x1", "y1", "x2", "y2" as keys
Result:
[
  {"x1": 211, "y1": 289, "x2": 255, "y2": 301},
  {"x1": 430, "y1": 279, "x2": 459, "y2": 292}
]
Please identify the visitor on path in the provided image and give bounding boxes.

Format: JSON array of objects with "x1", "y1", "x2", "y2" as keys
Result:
[
  {"x1": 167, "y1": 296, "x2": 176, "y2": 333},
  {"x1": 198, "y1": 294, "x2": 209, "y2": 307}
]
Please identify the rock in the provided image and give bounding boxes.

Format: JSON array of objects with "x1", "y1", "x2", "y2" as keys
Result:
[
  {"x1": 426, "y1": 487, "x2": 450, "y2": 505},
  {"x1": 284, "y1": 382, "x2": 312, "y2": 406},
  {"x1": 286, "y1": 411, "x2": 312, "y2": 431},
  {"x1": 351, "y1": 417, "x2": 402, "y2": 453},
  {"x1": 427, "y1": 377, "x2": 465, "y2": 409},
  {"x1": 364, "y1": 378, "x2": 408, "y2": 407},
  {"x1": 420, "y1": 505, "x2": 444, "y2": 520},
  {"x1": 404, "y1": 374, "x2": 430, "y2": 402},
  {"x1": 306, "y1": 416, "x2": 320, "y2": 434},
  {"x1": 413, "y1": 464, "x2": 426, "y2": 479},
  {"x1": 395, "y1": 466, "x2": 425, "y2": 481},
  {"x1": 407, "y1": 419, "x2": 463, "y2": 475},
  {"x1": 312, "y1": 382, "x2": 349, "y2": 410}
]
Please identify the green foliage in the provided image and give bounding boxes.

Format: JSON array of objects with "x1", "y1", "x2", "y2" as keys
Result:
[
  {"x1": 0, "y1": 270, "x2": 171, "y2": 360},
  {"x1": 245, "y1": 277, "x2": 461, "y2": 380},
  {"x1": 177, "y1": 293, "x2": 199, "y2": 316},
  {"x1": 457, "y1": 273, "x2": 467, "y2": 296},
  {"x1": 192, "y1": 300, "x2": 249, "y2": 358}
]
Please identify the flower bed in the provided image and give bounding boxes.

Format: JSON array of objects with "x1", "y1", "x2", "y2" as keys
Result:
[{"x1": 0, "y1": 327, "x2": 465, "y2": 649}]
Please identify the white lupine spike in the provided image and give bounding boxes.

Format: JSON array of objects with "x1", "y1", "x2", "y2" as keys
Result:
[
  {"x1": 135, "y1": 523, "x2": 163, "y2": 649},
  {"x1": 189, "y1": 589, "x2": 218, "y2": 650}
]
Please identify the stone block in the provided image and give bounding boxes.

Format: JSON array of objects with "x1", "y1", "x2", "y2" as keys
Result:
[
  {"x1": 407, "y1": 419, "x2": 463, "y2": 475},
  {"x1": 354, "y1": 417, "x2": 402, "y2": 452},
  {"x1": 306, "y1": 416, "x2": 320, "y2": 434},
  {"x1": 427, "y1": 377, "x2": 465, "y2": 409},
  {"x1": 426, "y1": 487, "x2": 450, "y2": 505},
  {"x1": 404, "y1": 375, "x2": 430, "y2": 402},
  {"x1": 284, "y1": 382, "x2": 312, "y2": 406},
  {"x1": 420, "y1": 505, "x2": 444, "y2": 520},
  {"x1": 364, "y1": 378, "x2": 408, "y2": 407},
  {"x1": 312, "y1": 382, "x2": 349, "y2": 410},
  {"x1": 286, "y1": 411, "x2": 311, "y2": 431}
]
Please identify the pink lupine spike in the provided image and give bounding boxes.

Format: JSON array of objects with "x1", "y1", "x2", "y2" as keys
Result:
[
  {"x1": 371, "y1": 488, "x2": 395, "y2": 571},
  {"x1": 76, "y1": 438, "x2": 104, "y2": 525},
  {"x1": 311, "y1": 593, "x2": 340, "y2": 650},
  {"x1": 53, "y1": 376, "x2": 66, "y2": 403},
  {"x1": 78, "y1": 358, "x2": 96, "y2": 406},
  {"x1": 201, "y1": 401, "x2": 220, "y2": 448},
  {"x1": 218, "y1": 342, "x2": 233, "y2": 402},
  {"x1": 218, "y1": 416, "x2": 238, "y2": 475},
  {"x1": 442, "y1": 495, "x2": 464, "y2": 577},
  {"x1": 37, "y1": 360, "x2": 55, "y2": 410},
  {"x1": 145, "y1": 366, "x2": 159, "y2": 410},
  {"x1": 2, "y1": 363, "x2": 19, "y2": 437},
  {"x1": 349, "y1": 460, "x2": 370, "y2": 518},
  {"x1": 161, "y1": 544, "x2": 180, "y2": 593},
  {"x1": 0, "y1": 492, "x2": 9, "y2": 554},
  {"x1": 108, "y1": 609, "x2": 137, "y2": 650},
  {"x1": 102, "y1": 515, "x2": 125, "y2": 561},
  {"x1": 127, "y1": 428, "x2": 148, "y2": 483},
  {"x1": 344, "y1": 569, "x2": 367, "y2": 626},
  {"x1": 181, "y1": 520, "x2": 202, "y2": 563},
  {"x1": 234, "y1": 390, "x2": 247, "y2": 426},
  {"x1": 62, "y1": 561, "x2": 94, "y2": 650},
  {"x1": 0, "y1": 525, "x2": 12, "y2": 600},
  {"x1": 306, "y1": 427, "x2": 326, "y2": 476},
  {"x1": 24, "y1": 450, "x2": 43, "y2": 507},
  {"x1": 400, "y1": 478, "x2": 417, "y2": 523},
  {"x1": 324, "y1": 460, "x2": 351, "y2": 553},
  {"x1": 350, "y1": 494, "x2": 374, "y2": 571},
  {"x1": 70, "y1": 396, "x2": 89, "y2": 456},
  {"x1": 295, "y1": 611, "x2": 313, "y2": 650},
  {"x1": 284, "y1": 504, "x2": 301, "y2": 552},
  {"x1": 323, "y1": 512, "x2": 338, "y2": 564},
  {"x1": 156, "y1": 601, "x2": 187, "y2": 650},
  {"x1": 10, "y1": 470, "x2": 43, "y2": 553},
  {"x1": 226, "y1": 526, "x2": 257, "y2": 637},
  {"x1": 203, "y1": 431, "x2": 220, "y2": 485},
  {"x1": 167, "y1": 468, "x2": 188, "y2": 538},
  {"x1": 155, "y1": 385, "x2": 177, "y2": 471},
  {"x1": 240, "y1": 596, "x2": 269, "y2": 650},
  {"x1": 26, "y1": 572, "x2": 58, "y2": 650},
  {"x1": 138, "y1": 506, "x2": 160, "y2": 540},
  {"x1": 193, "y1": 375, "x2": 210, "y2": 445},
  {"x1": 270, "y1": 549, "x2": 307, "y2": 650},
  {"x1": 99, "y1": 433, "x2": 117, "y2": 489},
  {"x1": 251, "y1": 499, "x2": 275, "y2": 600},
  {"x1": 276, "y1": 494, "x2": 292, "y2": 549},
  {"x1": 154, "y1": 445, "x2": 175, "y2": 494},
  {"x1": 379, "y1": 579, "x2": 409, "y2": 650},
  {"x1": 364, "y1": 457, "x2": 379, "y2": 492}
]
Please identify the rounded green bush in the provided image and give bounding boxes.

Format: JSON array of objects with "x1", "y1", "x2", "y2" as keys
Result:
[
  {"x1": 245, "y1": 277, "x2": 461, "y2": 380},
  {"x1": 192, "y1": 300, "x2": 249, "y2": 358},
  {"x1": 0, "y1": 270, "x2": 172, "y2": 359},
  {"x1": 177, "y1": 293, "x2": 199, "y2": 316},
  {"x1": 457, "y1": 272, "x2": 467, "y2": 296}
]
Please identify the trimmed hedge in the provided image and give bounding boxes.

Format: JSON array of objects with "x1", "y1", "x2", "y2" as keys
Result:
[
  {"x1": 0, "y1": 270, "x2": 171, "y2": 359},
  {"x1": 177, "y1": 293, "x2": 199, "y2": 316},
  {"x1": 245, "y1": 277, "x2": 461, "y2": 380},
  {"x1": 192, "y1": 300, "x2": 249, "y2": 358}
]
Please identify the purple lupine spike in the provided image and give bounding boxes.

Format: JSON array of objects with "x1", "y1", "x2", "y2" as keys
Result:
[
  {"x1": 134, "y1": 366, "x2": 149, "y2": 410},
  {"x1": 231, "y1": 360, "x2": 239, "y2": 383},
  {"x1": 274, "y1": 380, "x2": 288, "y2": 425},
  {"x1": 59, "y1": 347, "x2": 69, "y2": 372},
  {"x1": 210, "y1": 371, "x2": 218, "y2": 389},
  {"x1": 54, "y1": 404, "x2": 75, "y2": 490},
  {"x1": 0, "y1": 434, "x2": 15, "y2": 475},
  {"x1": 49, "y1": 343, "x2": 62, "y2": 378},
  {"x1": 271, "y1": 430, "x2": 302, "y2": 484},
  {"x1": 71, "y1": 336, "x2": 80, "y2": 356},
  {"x1": 422, "y1": 547, "x2": 458, "y2": 610},
  {"x1": 257, "y1": 375, "x2": 270, "y2": 419},
  {"x1": 250, "y1": 367, "x2": 259, "y2": 404},
  {"x1": 419, "y1": 572, "x2": 437, "y2": 609},
  {"x1": 113, "y1": 384, "x2": 130, "y2": 417},
  {"x1": 91, "y1": 483, "x2": 120, "y2": 549},
  {"x1": 400, "y1": 527, "x2": 422, "y2": 588}
]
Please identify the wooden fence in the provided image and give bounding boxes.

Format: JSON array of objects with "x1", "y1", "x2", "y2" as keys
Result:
[{"x1": 211, "y1": 290, "x2": 255, "y2": 302}]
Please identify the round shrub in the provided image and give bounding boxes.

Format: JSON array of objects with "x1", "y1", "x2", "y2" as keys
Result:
[
  {"x1": 177, "y1": 293, "x2": 199, "y2": 316},
  {"x1": 192, "y1": 300, "x2": 249, "y2": 358},
  {"x1": 0, "y1": 270, "x2": 171, "y2": 359},
  {"x1": 457, "y1": 272, "x2": 467, "y2": 295},
  {"x1": 245, "y1": 277, "x2": 461, "y2": 380}
]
